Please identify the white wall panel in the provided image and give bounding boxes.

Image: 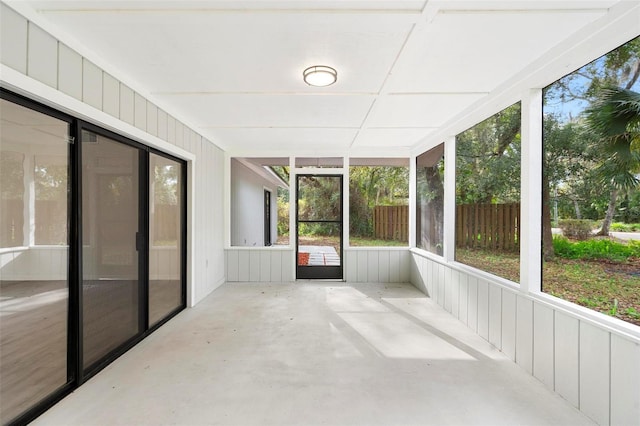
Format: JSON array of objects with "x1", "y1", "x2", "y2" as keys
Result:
[
  {"x1": 82, "y1": 59, "x2": 102, "y2": 110},
  {"x1": 345, "y1": 251, "x2": 357, "y2": 282},
  {"x1": 467, "y1": 275, "x2": 478, "y2": 332},
  {"x1": 516, "y1": 295, "x2": 533, "y2": 374},
  {"x1": 119, "y1": 83, "x2": 134, "y2": 125},
  {"x1": 1, "y1": 3, "x2": 28, "y2": 73},
  {"x1": 270, "y1": 251, "x2": 282, "y2": 282},
  {"x1": 27, "y1": 23, "x2": 57, "y2": 88},
  {"x1": 259, "y1": 251, "x2": 271, "y2": 282},
  {"x1": 444, "y1": 267, "x2": 452, "y2": 313},
  {"x1": 282, "y1": 250, "x2": 294, "y2": 282},
  {"x1": 554, "y1": 312, "x2": 579, "y2": 408},
  {"x1": 458, "y1": 272, "x2": 468, "y2": 324},
  {"x1": 238, "y1": 251, "x2": 250, "y2": 281},
  {"x1": 146, "y1": 101, "x2": 158, "y2": 137},
  {"x1": 249, "y1": 251, "x2": 260, "y2": 282},
  {"x1": 410, "y1": 254, "x2": 421, "y2": 290},
  {"x1": 610, "y1": 335, "x2": 640, "y2": 425},
  {"x1": 356, "y1": 251, "x2": 368, "y2": 282},
  {"x1": 102, "y1": 73, "x2": 120, "y2": 117},
  {"x1": 580, "y1": 323, "x2": 610, "y2": 426},
  {"x1": 167, "y1": 115, "x2": 176, "y2": 143},
  {"x1": 501, "y1": 290, "x2": 516, "y2": 360},
  {"x1": 157, "y1": 109, "x2": 168, "y2": 141},
  {"x1": 367, "y1": 251, "x2": 379, "y2": 282},
  {"x1": 378, "y1": 251, "x2": 389, "y2": 283},
  {"x1": 399, "y1": 250, "x2": 410, "y2": 283},
  {"x1": 450, "y1": 269, "x2": 459, "y2": 318},
  {"x1": 488, "y1": 284, "x2": 501, "y2": 348},
  {"x1": 175, "y1": 121, "x2": 184, "y2": 148},
  {"x1": 533, "y1": 303, "x2": 554, "y2": 389},
  {"x1": 134, "y1": 92, "x2": 146, "y2": 131},
  {"x1": 437, "y1": 263, "x2": 445, "y2": 305},
  {"x1": 58, "y1": 43, "x2": 82, "y2": 100},
  {"x1": 477, "y1": 279, "x2": 489, "y2": 340},
  {"x1": 389, "y1": 250, "x2": 400, "y2": 282}
]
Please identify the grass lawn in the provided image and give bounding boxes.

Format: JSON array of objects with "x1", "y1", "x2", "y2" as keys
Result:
[
  {"x1": 457, "y1": 248, "x2": 640, "y2": 326},
  {"x1": 277, "y1": 234, "x2": 407, "y2": 248}
]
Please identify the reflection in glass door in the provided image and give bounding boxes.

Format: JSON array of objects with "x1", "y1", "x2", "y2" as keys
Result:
[
  {"x1": 296, "y1": 175, "x2": 343, "y2": 279},
  {"x1": 81, "y1": 130, "x2": 142, "y2": 370},
  {"x1": 149, "y1": 153, "x2": 184, "y2": 326}
]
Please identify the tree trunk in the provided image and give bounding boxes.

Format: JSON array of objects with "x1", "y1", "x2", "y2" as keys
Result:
[
  {"x1": 572, "y1": 197, "x2": 582, "y2": 219},
  {"x1": 542, "y1": 173, "x2": 555, "y2": 261},
  {"x1": 597, "y1": 189, "x2": 618, "y2": 236}
]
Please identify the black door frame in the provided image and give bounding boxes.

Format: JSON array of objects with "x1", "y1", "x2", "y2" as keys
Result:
[{"x1": 295, "y1": 174, "x2": 343, "y2": 280}]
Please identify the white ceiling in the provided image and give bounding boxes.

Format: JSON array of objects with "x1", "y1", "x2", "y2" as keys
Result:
[{"x1": 11, "y1": 0, "x2": 630, "y2": 155}]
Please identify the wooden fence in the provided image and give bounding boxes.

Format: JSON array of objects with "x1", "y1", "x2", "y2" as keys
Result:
[
  {"x1": 373, "y1": 205, "x2": 408, "y2": 241},
  {"x1": 456, "y1": 203, "x2": 520, "y2": 251}
]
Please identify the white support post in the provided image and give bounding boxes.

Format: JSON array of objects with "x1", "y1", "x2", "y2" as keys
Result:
[
  {"x1": 408, "y1": 155, "x2": 416, "y2": 248},
  {"x1": 443, "y1": 136, "x2": 456, "y2": 262},
  {"x1": 223, "y1": 153, "x2": 231, "y2": 248},
  {"x1": 520, "y1": 89, "x2": 543, "y2": 294}
]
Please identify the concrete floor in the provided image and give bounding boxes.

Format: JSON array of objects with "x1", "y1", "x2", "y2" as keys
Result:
[{"x1": 34, "y1": 282, "x2": 594, "y2": 426}]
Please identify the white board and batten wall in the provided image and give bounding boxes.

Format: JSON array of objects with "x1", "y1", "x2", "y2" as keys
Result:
[{"x1": 410, "y1": 250, "x2": 640, "y2": 426}]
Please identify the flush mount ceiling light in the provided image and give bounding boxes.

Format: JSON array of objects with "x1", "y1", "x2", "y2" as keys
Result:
[{"x1": 303, "y1": 65, "x2": 337, "y2": 87}]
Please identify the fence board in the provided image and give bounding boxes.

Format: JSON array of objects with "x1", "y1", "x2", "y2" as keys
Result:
[
  {"x1": 373, "y1": 205, "x2": 408, "y2": 241},
  {"x1": 456, "y1": 203, "x2": 520, "y2": 252}
]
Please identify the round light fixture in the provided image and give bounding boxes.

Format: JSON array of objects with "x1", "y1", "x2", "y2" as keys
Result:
[{"x1": 303, "y1": 65, "x2": 337, "y2": 87}]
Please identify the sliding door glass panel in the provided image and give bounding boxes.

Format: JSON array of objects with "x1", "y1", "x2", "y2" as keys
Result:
[
  {"x1": 82, "y1": 130, "x2": 141, "y2": 369},
  {"x1": 149, "y1": 153, "x2": 183, "y2": 326},
  {"x1": 0, "y1": 99, "x2": 70, "y2": 424}
]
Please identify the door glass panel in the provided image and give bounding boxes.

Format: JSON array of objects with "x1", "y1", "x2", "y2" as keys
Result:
[
  {"x1": 0, "y1": 99, "x2": 70, "y2": 423},
  {"x1": 296, "y1": 175, "x2": 343, "y2": 279},
  {"x1": 149, "y1": 153, "x2": 183, "y2": 326},
  {"x1": 82, "y1": 130, "x2": 140, "y2": 369}
]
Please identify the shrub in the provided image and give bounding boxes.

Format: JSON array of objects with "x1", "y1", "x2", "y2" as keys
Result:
[
  {"x1": 611, "y1": 222, "x2": 640, "y2": 232},
  {"x1": 553, "y1": 236, "x2": 640, "y2": 262},
  {"x1": 558, "y1": 219, "x2": 594, "y2": 240}
]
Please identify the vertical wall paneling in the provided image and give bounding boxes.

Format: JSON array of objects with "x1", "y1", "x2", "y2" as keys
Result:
[
  {"x1": 175, "y1": 121, "x2": 184, "y2": 148},
  {"x1": 410, "y1": 254, "x2": 420, "y2": 289},
  {"x1": 533, "y1": 303, "x2": 555, "y2": 389},
  {"x1": 27, "y1": 23, "x2": 57, "y2": 88},
  {"x1": 356, "y1": 251, "x2": 368, "y2": 282},
  {"x1": 399, "y1": 250, "x2": 410, "y2": 283},
  {"x1": 146, "y1": 101, "x2": 158, "y2": 137},
  {"x1": 249, "y1": 251, "x2": 260, "y2": 282},
  {"x1": 477, "y1": 279, "x2": 489, "y2": 340},
  {"x1": 270, "y1": 251, "x2": 282, "y2": 282},
  {"x1": 389, "y1": 250, "x2": 400, "y2": 283},
  {"x1": 238, "y1": 251, "x2": 250, "y2": 281},
  {"x1": 167, "y1": 114, "x2": 176, "y2": 143},
  {"x1": 58, "y1": 43, "x2": 82, "y2": 100},
  {"x1": 366, "y1": 251, "x2": 379, "y2": 282},
  {"x1": 134, "y1": 92, "x2": 146, "y2": 131},
  {"x1": 554, "y1": 312, "x2": 579, "y2": 408},
  {"x1": 82, "y1": 59, "x2": 102, "y2": 109},
  {"x1": 119, "y1": 83, "x2": 134, "y2": 125},
  {"x1": 458, "y1": 272, "x2": 468, "y2": 324},
  {"x1": 610, "y1": 335, "x2": 640, "y2": 425},
  {"x1": 102, "y1": 73, "x2": 120, "y2": 117},
  {"x1": 579, "y1": 323, "x2": 610, "y2": 426},
  {"x1": 157, "y1": 109, "x2": 168, "y2": 140},
  {"x1": 467, "y1": 276, "x2": 478, "y2": 332},
  {"x1": 227, "y1": 249, "x2": 239, "y2": 282},
  {"x1": 281, "y1": 250, "x2": 294, "y2": 282},
  {"x1": 346, "y1": 251, "x2": 357, "y2": 282},
  {"x1": 444, "y1": 267, "x2": 452, "y2": 313},
  {"x1": 1, "y1": 3, "x2": 28, "y2": 73},
  {"x1": 450, "y1": 269, "x2": 459, "y2": 318},
  {"x1": 501, "y1": 290, "x2": 516, "y2": 360},
  {"x1": 378, "y1": 251, "x2": 390, "y2": 283},
  {"x1": 259, "y1": 251, "x2": 271, "y2": 282},
  {"x1": 516, "y1": 295, "x2": 533, "y2": 374},
  {"x1": 488, "y1": 284, "x2": 502, "y2": 348}
]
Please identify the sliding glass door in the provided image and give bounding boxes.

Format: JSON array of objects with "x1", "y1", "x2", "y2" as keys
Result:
[
  {"x1": 0, "y1": 90, "x2": 187, "y2": 425},
  {"x1": 81, "y1": 129, "x2": 144, "y2": 371}
]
